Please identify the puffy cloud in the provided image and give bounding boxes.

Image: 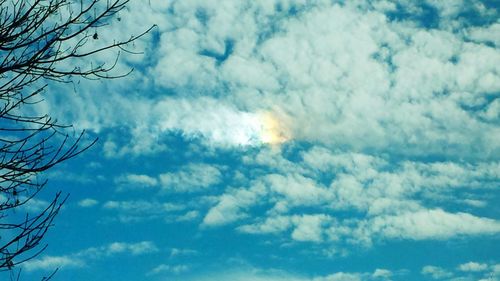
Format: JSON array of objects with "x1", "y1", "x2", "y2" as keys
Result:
[
  {"x1": 238, "y1": 214, "x2": 331, "y2": 242},
  {"x1": 372, "y1": 269, "x2": 392, "y2": 279},
  {"x1": 173, "y1": 266, "x2": 374, "y2": 281},
  {"x1": 106, "y1": 241, "x2": 159, "y2": 256},
  {"x1": 103, "y1": 200, "x2": 184, "y2": 213},
  {"x1": 169, "y1": 248, "x2": 199, "y2": 258},
  {"x1": 115, "y1": 174, "x2": 159, "y2": 189},
  {"x1": 467, "y1": 22, "x2": 500, "y2": 46},
  {"x1": 102, "y1": 200, "x2": 185, "y2": 223},
  {"x1": 359, "y1": 209, "x2": 500, "y2": 241},
  {"x1": 313, "y1": 272, "x2": 362, "y2": 281},
  {"x1": 176, "y1": 210, "x2": 200, "y2": 222},
  {"x1": 461, "y1": 199, "x2": 487, "y2": 208},
  {"x1": 189, "y1": 271, "x2": 305, "y2": 281},
  {"x1": 160, "y1": 163, "x2": 222, "y2": 192},
  {"x1": 264, "y1": 173, "x2": 330, "y2": 207},
  {"x1": 32, "y1": 0, "x2": 500, "y2": 262},
  {"x1": 421, "y1": 262, "x2": 500, "y2": 280},
  {"x1": 153, "y1": 98, "x2": 265, "y2": 147},
  {"x1": 202, "y1": 171, "x2": 333, "y2": 228},
  {"x1": 133, "y1": 0, "x2": 499, "y2": 160},
  {"x1": 492, "y1": 263, "x2": 500, "y2": 273},
  {"x1": 78, "y1": 198, "x2": 99, "y2": 208},
  {"x1": 238, "y1": 216, "x2": 292, "y2": 235},
  {"x1": 202, "y1": 184, "x2": 266, "y2": 226},
  {"x1": 203, "y1": 145, "x2": 500, "y2": 245},
  {"x1": 23, "y1": 241, "x2": 158, "y2": 272},
  {"x1": 20, "y1": 198, "x2": 51, "y2": 212},
  {"x1": 23, "y1": 256, "x2": 85, "y2": 272},
  {"x1": 421, "y1": 265, "x2": 454, "y2": 279},
  {"x1": 182, "y1": 267, "x2": 405, "y2": 281},
  {"x1": 148, "y1": 264, "x2": 190, "y2": 276},
  {"x1": 290, "y1": 214, "x2": 330, "y2": 242},
  {"x1": 40, "y1": 0, "x2": 500, "y2": 160},
  {"x1": 71, "y1": 241, "x2": 159, "y2": 260},
  {"x1": 458, "y1": 262, "x2": 489, "y2": 272}
]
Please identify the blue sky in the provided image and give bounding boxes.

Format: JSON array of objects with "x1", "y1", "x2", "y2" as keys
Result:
[{"x1": 5, "y1": 0, "x2": 500, "y2": 280}]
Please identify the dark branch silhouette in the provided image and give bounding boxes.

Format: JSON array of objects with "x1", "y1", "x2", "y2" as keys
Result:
[{"x1": 0, "y1": 0, "x2": 154, "y2": 279}]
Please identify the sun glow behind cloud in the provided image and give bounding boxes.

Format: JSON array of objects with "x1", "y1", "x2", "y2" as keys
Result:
[
  {"x1": 258, "y1": 112, "x2": 290, "y2": 145},
  {"x1": 221, "y1": 111, "x2": 290, "y2": 146},
  {"x1": 209, "y1": 111, "x2": 290, "y2": 146},
  {"x1": 154, "y1": 98, "x2": 290, "y2": 147},
  {"x1": 152, "y1": 98, "x2": 292, "y2": 148}
]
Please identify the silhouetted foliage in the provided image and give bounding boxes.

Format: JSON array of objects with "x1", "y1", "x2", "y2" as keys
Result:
[{"x1": 0, "y1": 0, "x2": 153, "y2": 279}]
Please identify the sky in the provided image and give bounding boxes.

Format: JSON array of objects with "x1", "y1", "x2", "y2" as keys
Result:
[{"x1": 4, "y1": 0, "x2": 500, "y2": 280}]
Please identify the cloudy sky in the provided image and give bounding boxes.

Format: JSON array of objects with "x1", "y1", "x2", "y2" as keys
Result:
[{"x1": 9, "y1": 0, "x2": 500, "y2": 280}]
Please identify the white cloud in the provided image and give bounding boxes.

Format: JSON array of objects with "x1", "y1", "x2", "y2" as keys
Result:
[
  {"x1": 301, "y1": 147, "x2": 385, "y2": 174},
  {"x1": 107, "y1": 241, "x2": 158, "y2": 255},
  {"x1": 461, "y1": 199, "x2": 487, "y2": 208},
  {"x1": 172, "y1": 266, "x2": 373, "y2": 281},
  {"x1": 264, "y1": 173, "x2": 330, "y2": 207},
  {"x1": 175, "y1": 210, "x2": 200, "y2": 222},
  {"x1": 154, "y1": 97, "x2": 268, "y2": 147},
  {"x1": 115, "y1": 174, "x2": 158, "y2": 188},
  {"x1": 242, "y1": 147, "x2": 307, "y2": 175},
  {"x1": 238, "y1": 216, "x2": 292, "y2": 235},
  {"x1": 172, "y1": 266, "x2": 402, "y2": 281},
  {"x1": 239, "y1": 214, "x2": 331, "y2": 242},
  {"x1": 160, "y1": 163, "x2": 222, "y2": 192},
  {"x1": 103, "y1": 200, "x2": 184, "y2": 212},
  {"x1": 30, "y1": 0, "x2": 500, "y2": 255},
  {"x1": 492, "y1": 263, "x2": 500, "y2": 273},
  {"x1": 202, "y1": 145, "x2": 500, "y2": 245},
  {"x1": 467, "y1": 22, "x2": 500, "y2": 46},
  {"x1": 313, "y1": 272, "x2": 362, "y2": 281},
  {"x1": 202, "y1": 194, "x2": 247, "y2": 226},
  {"x1": 372, "y1": 269, "x2": 392, "y2": 279},
  {"x1": 148, "y1": 264, "x2": 190, "y2": 276},
  {"x1": 23, "y1": 256, "x2": 85, "y2": 272},
  {"x1": 361, "y1": 209, "x2": 500, "y2": 241},
  {"x1": 421, "y1": 265, "x2": 454, "y2": 279},
  {"x1": 458, "y1": 262, "x2": 489, "y2": 272},
  {"x1": 76, "y1": 241, "x2": 159, "y2": 259},
  {"x1": 38, "y1": 0, "x2": 500, "y2": 162},
  {"x1": 102, "y1": 200, "x2": 185, "y2": 223},
  {"x1": 186, "y1": 271, "x2": 305, "y2": 281},
  {"x1": 203, "y1": 184, "x2": 266, "y2": 226},
  {"x1": 23, "y1": 241, "x2": 157, "y2": 272},
  {"x1": 290, "y1": 214, "x2": 330, "y2": 242},
  {"x1": 424, "y1": 0, "x2": 465, "y2": 19},
  {"x1": 20, "y1": 198, "x2": 50, "y2": 212},
  {"x1": 170, "y1": 248, "x2": 199, "y2": 258},
  {"x1": 78, "y1": 198, "x2": 99, "y2": 208}
]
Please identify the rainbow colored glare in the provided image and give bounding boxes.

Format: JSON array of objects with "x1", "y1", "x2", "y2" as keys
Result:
[{"x1": 258, "y1": 112, "x2": 290, "y2": 145}]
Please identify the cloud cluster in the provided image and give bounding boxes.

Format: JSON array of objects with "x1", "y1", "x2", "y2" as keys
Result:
[
  {"x1": 36, "y1": 0, "x2": 500, "y2": 272},
  {"x1": 160, "y1": 163, "x2": 223, "y2": 192},
  {"x1": 41, "y1": 0, "x2": 499, "y2": 159},
  {"x1": 422, "y1": 261, "x2": 500, "y2": 280},
  {"x1": 23, "y1": 241, "x2": 158, "y2": 272},
  {"x1": 168, "y1": 265, "x2": 396, "y2": 281},
  {"x1": 113, "y1": 163, "x2": 224, "y2": 193},
  {"x1": 149, "y1": 0, "x2": 499, "y2": 158},
  {"x1": 102, "y1": 199, "x2": 186, "y2": 223},
  {"x1": 200, "y1": 147, "x2": 500, "y2": 246}
]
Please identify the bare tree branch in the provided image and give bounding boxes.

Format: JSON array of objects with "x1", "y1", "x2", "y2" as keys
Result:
[{"x1": 0, "y1": 0, "x2": 153, "y2": 279}]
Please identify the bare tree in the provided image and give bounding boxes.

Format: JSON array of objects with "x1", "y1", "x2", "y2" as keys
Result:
[{"x1": 0, "y1": 0, "x2": 154, "y2": 279}]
